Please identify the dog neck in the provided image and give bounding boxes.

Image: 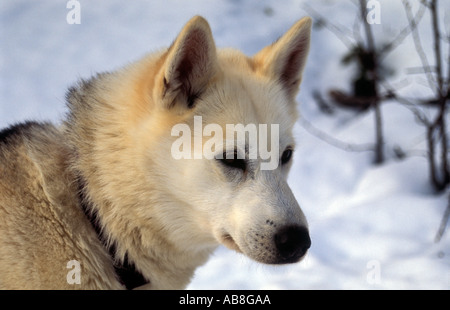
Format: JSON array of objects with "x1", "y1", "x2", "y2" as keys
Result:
[{"x1": 76, "y1": 176, "x2": 149, "y2": 290}]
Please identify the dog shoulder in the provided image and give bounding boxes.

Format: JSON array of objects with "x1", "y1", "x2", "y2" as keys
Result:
[{"x1": 0, "y1": 121, "x2": 121, "y2": 289}]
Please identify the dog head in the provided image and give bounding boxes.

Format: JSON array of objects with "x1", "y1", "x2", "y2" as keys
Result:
[
  {"x1": 149, "y1": 16, "x2": 312, "y2": 264},
  {"x1": 67, "y1": 16, "x2": 312, "y2": 267}
]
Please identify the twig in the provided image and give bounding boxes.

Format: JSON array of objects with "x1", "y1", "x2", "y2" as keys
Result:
[
  {"x1": 352, "y1": 13, "x2": 364, "y2": 44},
  {"x1": 359, "y1": 0, "x2": 384, "y2": 164},
  {"x1": 299, "y1": 116, "x2": 375, "y2": 153},
  {"x1": 359, "y1": 0, "x2": 375, "y2": 52},
  {"x1": 402, "y1": 0, "x2": 438, "y2": 93},
  {"x1": 430, "y1": 0, "x2": 444, "y2": 97},
  {"x1": 447, "y1": 28, "x2": 450, "y2": 95},
  {"x1": 434, "y1": 192, "x2": 450, "y2": 242},
  {"x1": 379, "y1": 4, "x2": 426, "y2": 58},
  {"x1": 379, "y1": 78, "x2": 432, "y2": 126},
  {"x1": 303, "y1": 3, "x2": 355, "y2": 49}
]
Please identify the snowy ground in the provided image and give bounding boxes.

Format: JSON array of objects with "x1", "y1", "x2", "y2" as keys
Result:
[{"x1": 1, "y1": 0, "x2": 449, "y2": 289}]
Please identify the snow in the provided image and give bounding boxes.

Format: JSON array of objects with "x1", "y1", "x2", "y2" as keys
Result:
[{"x1": 1, "y1": 0, "x2": 449, "y2": 290}]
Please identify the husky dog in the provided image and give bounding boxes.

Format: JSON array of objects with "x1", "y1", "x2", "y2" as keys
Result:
[{"x1": 0, "y1": 16, "x2": 312, "y2": 289}]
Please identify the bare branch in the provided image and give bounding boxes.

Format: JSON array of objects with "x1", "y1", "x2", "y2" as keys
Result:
[
  {"x1": 359, "y1": 0, "x2": 376, "y2": 52},
  {"x1": 303, "y1": 3, "x2": 355, "y2": 49},
  {"x1": 379, "y1": 4, "x2": 426, "y2": 58},
  {"x1": 379, "y1": 78, "x2": 432, "y2": 126},
  {"x1": 406, "y1": 66, "x2": 436, "y2": 75},
  {"x1": 402, "y1": 0, "x2": 438, "y2": 93},
  {"x1": 299, "y1": 116, "x2": 375, "y2": 153},
  {"x1": 446, "y1": 25, "x2": 450, "y2": 96},
  {"x1": 352, "y1": 12, "x2": 364, "y2": 44},
  {"x1": 434, "y1": 192, "x2": 450, "y2": 243},
  {"x1": 430, "y1": 0, "x2": 444, "y2": 96}
]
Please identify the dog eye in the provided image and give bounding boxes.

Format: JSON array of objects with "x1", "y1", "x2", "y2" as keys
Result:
[
  {"x1": 281, "y1": 148, "x2": 293, "y2": 165},
  {"x1": 219, "y1": 152, "x2": 246, "y2": 171}
]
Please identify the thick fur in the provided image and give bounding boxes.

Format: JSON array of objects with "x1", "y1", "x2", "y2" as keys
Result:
[{"x1": 0, "y1": 16, "x2": 312, "y2": 289}]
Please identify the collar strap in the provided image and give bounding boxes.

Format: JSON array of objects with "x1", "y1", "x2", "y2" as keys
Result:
[{"x1": 77, "y1": 177, "x2": 148, "y2": 289}]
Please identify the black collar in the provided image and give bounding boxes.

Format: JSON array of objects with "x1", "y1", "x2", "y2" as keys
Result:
[{"x1": 77, "y1": 177, "x2": 148, "y2": 290}]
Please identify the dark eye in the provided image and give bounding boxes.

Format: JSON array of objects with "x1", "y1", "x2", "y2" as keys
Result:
[
  {"x1": 218, "y1": 152, "x2": 246, "y2": 171},
  {"x1": 281, "y1": 148, "x2": 293, "y2": 165}
]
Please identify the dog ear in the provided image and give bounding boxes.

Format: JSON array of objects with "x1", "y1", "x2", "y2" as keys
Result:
[
  {"x1": 159, "y1": 16, "x2": 218, "y2": 111},
  {"x1": 254, "y1": 17, "x2": 312, "y2": 98}
]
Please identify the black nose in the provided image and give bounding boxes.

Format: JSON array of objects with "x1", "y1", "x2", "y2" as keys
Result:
[{"x1": 274, "y1": 225, "x2": 311, "y2": 263}]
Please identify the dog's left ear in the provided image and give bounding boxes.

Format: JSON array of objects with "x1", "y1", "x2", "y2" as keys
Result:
[
  {"x1": 158, "y1": 16, "x2": 218, "y2": 111},
  {"x1": 254, "y1": 17, "x2": 312, "y2": 98}
]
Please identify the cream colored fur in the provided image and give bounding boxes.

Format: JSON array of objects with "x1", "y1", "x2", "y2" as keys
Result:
[{"x1": 0, "y1": 16, "x2": 312, "y2": 289}]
